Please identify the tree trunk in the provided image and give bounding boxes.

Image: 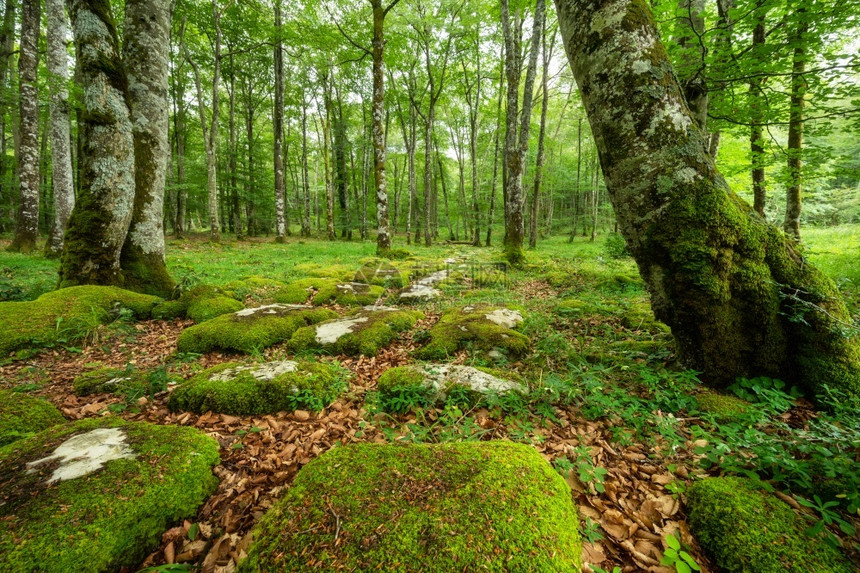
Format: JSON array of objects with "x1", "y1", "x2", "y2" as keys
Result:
[
  {"x1": 273, "y1": 0, "x2": 286, "y2": 242},
  {"x1": 334, "y1": 83, "x2": 350, "y2": 239},
  {"x1": 8, "y1": 0, "x2": 40, "y2": 253},
  {"x1": 119, "y1": 0, "x2": 175, "y2": 297},
  {"x1": 60, "y1": 0, "x2": 135, "y2": 286},
  {"x1": 486, "y1": 54, "x2": 504, "y2": 247},
  {"x1": 45, "y1": 0, "x2": 74, "y2": 257},
  {"x1": 569, "y1": 117, "x2": 582, "y2": 243},
  {"x1": 783, "y1": 14, "x2": 807, "y2": 242},
  {"x1": 529, "y1": 26, "x2": 553, "y2": 249},
  {"x1": 227, "y1": 51, "x2": 242, "y2": 239},
  {"x1": 371, "y1": 0, "x2": 391, "y2": 254},
  {"x1": 321, "y1": 70, "x2": 336, "y2": 241},
  {"x1": 554, "y1": 0, "x2": 860, "y2": 399},
  {"x1": 300, "y1": 88, "x2": 311, "y2": 237},
  {"x1": 749, "y1": 10, "x2": 767, "y2": 218},
  {"x1": 0, "y1": 0, "x2": 16, "y2": 213}
]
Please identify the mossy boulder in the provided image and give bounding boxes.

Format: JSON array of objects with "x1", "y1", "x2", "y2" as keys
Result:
[
  {"x1": 694, "y1": 391, "x2": 752, "y2": 422},
  {"x1": 222, "y1": 276, "x2": 289, "y2": 303},
  {"x1": 238, "y1": 441, "x2": 581, "y2": 572},
  {"x1": 290, "y1": 306, "x2": 423, "y2": 356},
  {"x1": 292, "y1": 262, "x2": 354, "y2": 280},
  {"x1": 152, "y1": 285, "x2": 243, "y2": 323},
  {"x1": 0, "y1": 417, "x2": 219, "y2": 572},
  {"x1": 0, "y1": 390, "x2": 65, "y2": 446},
  {"x1": 168, "y1": 360, "x2": 349, "y2": 415},
  {"x1": 377, "y1": 364, "x2": 527, "y2": 413},
  {"x1": 72, "y1": 366, "x2": 173, "y2": 398},
  {"x1": 354, "y1": 259, "x2": 409, "y2": 288},
  {"x1": 415, "y1": 305, "x2": 530, "y2": 360},
  {"x1": 687, "y1": 477, "x2": 854, "y2": 573},
  {"x1": 0, "y1": 286, "x2": 160, "y2": 356},
  {"x1": 273, "y1": 277, "x2": 385, "y2": 307},
  {"x1": 176, "y1": 304, "x2": 337, "y2": 354}
]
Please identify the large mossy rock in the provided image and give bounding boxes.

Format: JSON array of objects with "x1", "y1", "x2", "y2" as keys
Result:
[
  {"x1": 176, "y1": 304, "x2": 336, "y2": 354},
  {"x1": 0, "y1": 286, "x2": 160, "y2": 356},
  {"x1": 168, "y1": 360, "x2": 349, "y2": 415},
  {"x1": 72, "y1": 365, "x2": 174, "y2": 398},
  {"x1": 0, "y1": 417, "x2": 219, "y2": 572},
  {"x1": 415, "y1": 305, "x2": 530, "y2": 360},
  {"x1": 152, "y1": 284, "x2": 243, "y2": 323},
  {"x1": 239, "y1": 441, "x2": 581, "y2": 572},
  {"x1": 273, "y1": 277, "x2": 385, "y2": 307},
  {"x1": 0, "y1": 390, "x2": 65, "y2": 446},
  {"x1": 687, "y1": 477, "x2": 854, "y2": 573},
  {"x1": 290, "y1": 306, "x2": 423, "y2": 356},
  {"x1": 377, "y1": 364, "x2": 527, "y2": 413},
  {"x1": 354, "y1": 259, "x2": 409, "y2": 288}
]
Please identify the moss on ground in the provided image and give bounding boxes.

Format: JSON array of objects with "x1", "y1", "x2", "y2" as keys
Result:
[
  {"x1": 0, "y1": 390, "x2": 65, "y2": 446},
  {"x1": 72, "y1": 365, "x2": 173, "y2": 398},
  {"x1": 168, "y1": 360, "x2": 349, "y2": 415},
  {"x1": 152, "y1": 285, "x2": 243, "y2": 323},
  {"x1": 414, "y1": 305, "x2": 530, "y2": 360},
  {"x1": 0, "y1": 417, "x2": 219, "y2": 572},
  {"x1": 239, "y1": 441, "x2": 581, "y2": 572},
  {"x1": 694, "y1": 391, "x2": 751, "y2": 422},
  {"x1": 273, "y1": 277, "x2": 385, "y2": 306},
  {"x1": 687, "y1": 477, "x2": 854, "y2": 573},
  {"x1": 290, "y1": 307, "x2": 422, "y2": 356},
  {"x1": 176, "y1": 304, "x2": 337, "y2": 354},
  {"x1": 354, "y1": 259, "x2": 410, "y2": 288},
  {"x1": 222, "y1": 276, "x2": 289, "y2": 303},
  {"x1": 0, "y1": 286, "x2": 160, "y2": 356}
]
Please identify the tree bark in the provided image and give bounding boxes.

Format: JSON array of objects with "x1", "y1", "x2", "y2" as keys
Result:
[
  {"x1": 300, "y1": 87, "x2": 311, "y2": 237},
  {"x1": 749, "y1": 8, "x2": 767, "y2": 218},
  {"x1": 273, "y1": 0, "x2": 286, "y2": 242},
  {"x1": 529, "y1": 25, "x2": 553, "y2": 249},
  {"x1": 554, "y1": 0, "x2": 860, "y2": 399},
  {"x1": 569, "y1": 117, "x2": 582, "y2": 243},
  {"x1": 321, "y1": 69, "x2": 336, "y2": 241},
  {"x1": 783, "y1": 13, "x2": 807, "y2": 242},
  {"x1": 486, "y1": 53, "x2": 504, "y2": 247},
  {"x1": 8, "y1": 0, "x2": 40, "y2": 253},
  {"x1": 60, "y1": 0, "x2": 135, "y2": 286},
  {"x1": 45, "y1": 0, "x2": 74, "y2": 257},
  {"x1": 119, "y1": 0, "x2": 175, "y2": 297}
]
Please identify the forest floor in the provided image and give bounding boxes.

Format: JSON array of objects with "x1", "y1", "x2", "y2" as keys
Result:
[{"x1": 1, "y1": 226, "x2": 859, "y2": 573}]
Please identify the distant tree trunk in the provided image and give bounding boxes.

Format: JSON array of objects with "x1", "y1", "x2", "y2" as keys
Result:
[
  {"x1": 8, "y1": 0, "x2": 40, "y2": 253},
  {"x1": 0, "y1": 0, "x2": 16, "y2": 210},
  {"x1": 334, "y1": 83, "x2": 350, "y2": 239},
  {"x1": 45, "y1": 0, "x2": 74, "y2": 257},
  {"x1": 227, "y1": 52, "x2": 242, "y2": 239},
  {"x1": 569, "y1": 117, "x2": 582, "y2": 243},
  {"x1": 783, "y1": 13, "x2": 807, "y2": 242},
  {"x1": 119, "y1": 0, "x2": 175, "y2": 297},
  {"x1": 300, "y1": 89, "x2": 311, "y2": 237},
  {"x1": 321, "y1": 70, "x2": 336, "y2": 241},
  {"x1": 529, "y1": 26, "x2": 553, "y2": 249},
  {"x1": 60, "y1": 0, "x2": 135, "y2": 286},
  {"x1": 486, "y1": 55, "x2": 504, "y2": 247},
  {"x1": 173, "y1": 20, "x2": 188, "y2": 237},
  {"x1": 273, "y1": 0, "x2": 286, "y2": 243},
  {"x1": 749, "y1": 7, "x2": 767, "y2": 218},
  {"x1": 554, "y1": 0, "x2": 860, "y2": 399}
]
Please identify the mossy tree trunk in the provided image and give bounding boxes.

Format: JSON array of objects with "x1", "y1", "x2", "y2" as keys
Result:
[
  {"x1": 554, "y1": 0, "x2": 860, "y2": 399},
  {"x1": 119, "y1": 0, "x2": 175, "y2": 298},
  {"x1": 8, "y1": 0, "x2": 40, "y2": 253},
  {"x1": 60, "y1": 0, "x2": 135, "y2": 287},
  {"x1": 44, "y1": 0, "x2": 74, "y2": 258}
]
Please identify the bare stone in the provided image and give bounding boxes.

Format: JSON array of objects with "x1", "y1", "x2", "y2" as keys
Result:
[
  {"x1": 418, "y1": 364, "x2": 526, "y2": 395},
  {"x1": 235, "y1": 304, "x2": 310, "y2": 317},
  {"x1": 209, "y1": 360, "x2": 299, "y2": 382},
  {"x1": 484, "y1": 309, "x2": 524, "y2": 329},
  {"x1": 26, "y1": 428, "x2": 137, "y2": 483},
  {"x1": 315, "y1": 317, "x2": 369, "y2": 344}
]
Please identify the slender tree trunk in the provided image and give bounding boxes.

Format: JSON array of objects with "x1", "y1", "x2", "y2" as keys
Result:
[
  {"x1": 554, "y1": 0, "x2": 860, "y2": 399},
  {"x1": 321, "y1": 71, "x2": 336, "y2": 241},
  {"x1": 749, "y1": 14, "x2": 767, "y2": 218},
  {"x1": 300, "y1": 90, "x2": 311, "y2": 237},
  {"x1": 370, "y1": 0, "x2": 394, "y2": 253},
  {"x1": 486, "y1": 55, "x2": 504, "y2": 247},
  {"x1": 8, "y1": 0, "x2": 40, "y2": 253},
  {"x1": 0, "y1": 0, "x2": 15, "y2": 212},
  {"x1": 45, "y1": 0, "x2": 74, "y2": 257},
  {"x1": 529, "y1": 26, "x2": 553, "y2": 249},
  {"x1": 119, "y1": 0, "x2": 175, "y2": 297},
  {"x1": 334, "y1": 83, "x2": 349, "y2": 239},
  {"x1": 273, "y1": 0, "x2": 286, "y2": 242},
  {"x1": 227, "y1": 52, "x2": 242, "y2": 239},
  {"x1": 60, "y1": 0, "x2": 135, "y2": 286},
  {"x1": 569, "y1": 117, "x2": 582, "y2": 243},
  {"x1": 173, "y1": 21, "x2": 188, "y2": 237},
  {"x1": 783, "y1": 14, "x2": 807, "y2": 242}
]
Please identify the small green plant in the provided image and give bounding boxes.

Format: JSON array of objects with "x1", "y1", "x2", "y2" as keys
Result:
[
  {"x1": 603, "y1": 232, "x2": 630, "y2": 259},
  {"x1": 660, "y1": 532, "x2": 701, "y2": 573},
  {"x1": 579, "y1": 516, "x2": 604, "y2": 543},
  {"x1": 568, "y1": 445, "x2": 608, "y2": 494},
  {"x1": 796, "y1": 494, "x2": 857, "y2": 546},
  {"x1": 665, "y1": 480, "x2": 686, "y2": 498}
]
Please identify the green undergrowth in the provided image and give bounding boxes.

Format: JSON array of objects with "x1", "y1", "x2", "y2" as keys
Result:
[
  {"x1": 168, "y1": 360, "x2": 350, "y2": 415},
  {"x1": 0, "y1": 417, "x2": 219, "y2": 572},
  {"x1": 0, "y1": 390, "x2": 65, "y2": 446},
  {"x1": 238, "y1": 441, "x2": 581, "y2": 572},
  {"x1": 290, "y1": 308, "x2": 422, "y2": 356}
]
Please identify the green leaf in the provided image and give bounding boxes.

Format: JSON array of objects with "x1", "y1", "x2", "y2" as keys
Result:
[
  {"x1": 666, "y1": 533, "x2": 681, "y2": 551},
  {"x1": 680, "y1": 551, "x2": 700, "y2": 570},
  {"x1": 676, "y1": 562, "x2": 692, "y2": 573}
]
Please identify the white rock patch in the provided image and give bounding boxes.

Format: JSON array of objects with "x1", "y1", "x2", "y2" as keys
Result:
[
  {"x1": 209, "y1": 360, "x2": 299, "y2": 382},
  {"x1": 235, "y1": 304, "x2": 308, "y2": 317},
  {"x1": 26, "y1": 428, "x2": 137, "y2": 484},
  {"x1": 399, "y1": 284, "x2": 441, "y2": 301},
  {"x1": 315, "y1": 317, "x2": 369, "y2": 344},
  {"x1": 420, "y1": 365, "x2": 526, "y2": 395},
  {"x1": 484, "y1": 309, "x2": 524, "y2": 329}
]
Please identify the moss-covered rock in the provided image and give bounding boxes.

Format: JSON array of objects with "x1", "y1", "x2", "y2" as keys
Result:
[
  {"x1": 354, "y1": 259, "x2": 409, "y2": 288},
  {"x1": 415, "y1": 305, "x2": 530, "y2": 360},
  {"x1": 72, "y1": 365, "x2": 173, "y2": 398},
  {"x1": 168, "y1": 360, "x2": 349, "y2": 415},
  {"x1": 0, "y1": 286, "x2": 160, "y2": 356},
  {"x1": 687, "y1": 477, "x2": 853, "y2": 573},
  {"x1": 222, "y1": 276, "x2": 289, "y2": 303},
  {"x1": 238, "y1": 441, "x2": 581, "y2": 572},
  {"x1": 694, "y1": 391, "x2": 752, "y2": 422},
  {"x1": 176, "y1": 304, "x2": 337, "y2": 354},
  {"x1": 290, "y1": 306, "x2": 423, "y2": 356},
  {"x1": 0, "y1": 417, "x2": 219, "y2": 572},
  {"x1": 152, "y1": 285, "x2": 243, "y2": 323},
  {"x1": 0, "y1": 390, "x2": 65, "y2": 446},
  {"x1": 377, "y1": 364, "x2": 527, "y2": 413},
  {"x1": 273, "y1": 277, "x2": 385, "y2": 307}
]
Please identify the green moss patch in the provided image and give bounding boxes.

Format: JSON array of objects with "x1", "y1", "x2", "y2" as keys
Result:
[
  {"x1": 354, "y1": 259, "x2": 409, "y2": 288},
  {"x1": 239, "y1": 441, "x2": 581, "y2": 572},
  {"x1": 377, "y1": 364, "x2": 527, "y2": 413},
  {"x1": 0, "y1": 390, "x2": 65, "y2": 446},
  {"x1": 176, "y1": 304, "x2": 337, "y2": 354},
  {"x1": 222, "y1": 276, "x2": 289, "y2": 303},
  {"x1": 694, "y1": 391, "x2": 752, "y2": 422},
  {"x1": 415, "y1": 305, "x2": 530, "y2": 360},
  {"x1": 687, "y1": 477, "x2": 853, "y2": 573},
  {"x1": 168, "y1": 360, "x2": 349, "y2": 415},
  {"x1": 273, "y1": 277, "x2": 385, "y2": 306},
  {"x1": 72, "y1": 365, "x2": 174, "y2": 398},
  {"x1": 0, "y1": 286, "x2": 160, "y2": 356},
  {"x1": 0, "y1": 417, "x2": 219, "y2": 572},
  {"x1": 152, "y1": 285, "x2": 243, "y2": 323},
  {"x1": 290, "y1": 307, "x2": 422, "y2": 356}
]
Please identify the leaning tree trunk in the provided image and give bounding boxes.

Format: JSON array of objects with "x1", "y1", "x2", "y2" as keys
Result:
[
  {"x1": 44, "y1": 0, "x2": 74, "y2": 257},
  {"x1": 119, "y1": 0, "x2": 175, "y2": 298},
  {"x1": 60, "y1": 0, "x2": 135, "y2": 286},
  {"x1": 554, "y1": 0, "x2": 859, "y2": 399},
  {"x1": 8, "y1": 0, "x2": 40, "y2": 253}
]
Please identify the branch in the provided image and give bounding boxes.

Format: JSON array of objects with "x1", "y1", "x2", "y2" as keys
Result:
[{"x1": 325, "y1": 1, "x2": 371, "y2": 55}]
